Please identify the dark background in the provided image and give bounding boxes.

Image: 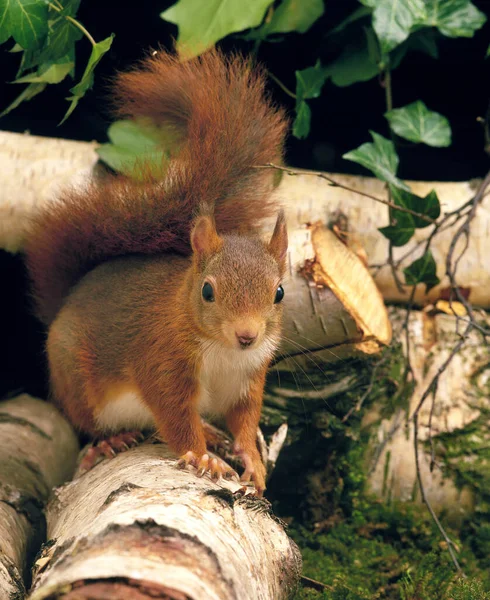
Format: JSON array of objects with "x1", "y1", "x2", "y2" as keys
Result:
[{"x1": 2, "y1": 0, "x2": 490, "y2": 399}]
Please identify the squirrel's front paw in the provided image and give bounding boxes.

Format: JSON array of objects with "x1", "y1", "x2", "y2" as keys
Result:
[
  {"x1": 233, "y1": 446, "x2": 267, "y2": 497},
  {"x1": 177, "y1": 451, "x2": 238, "y2": 482}
]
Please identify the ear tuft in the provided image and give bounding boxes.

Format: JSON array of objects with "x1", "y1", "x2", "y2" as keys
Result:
[
  {"x1": 269, "y1": 210, "x2": 288, "y2": 269},
  {"x1": 190, "y1": 215, "x2": 222, "y2": 261}
]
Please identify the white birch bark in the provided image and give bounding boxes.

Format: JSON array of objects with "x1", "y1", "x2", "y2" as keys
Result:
[
  {"x1": 29, "y1": 443, "x2": 301, "y2": 600},
  {"x1": 0, "y1": 395, "x2": 79, "y2": 600},
  {"x1": 366, "y1": 308, "x2": 490, "y2": 519}
]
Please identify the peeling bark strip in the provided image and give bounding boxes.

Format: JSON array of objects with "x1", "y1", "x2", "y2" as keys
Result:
[
  {"x1": 0, "y1": 395, "x2": 79, "y2": 600},
  {"x1": 29, "y1": 444, "x2": 301, "y2": 600}
]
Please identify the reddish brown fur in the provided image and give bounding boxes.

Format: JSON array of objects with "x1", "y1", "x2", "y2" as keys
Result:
[
  {"x1": 25, "y1": 49, "x2": 289, "y2": 493},
  {"x1": 25, "y1": 49, "x2": 287, "y2": 324}
]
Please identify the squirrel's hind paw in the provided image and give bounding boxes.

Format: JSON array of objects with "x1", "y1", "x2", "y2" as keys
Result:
[
  {"x1": 177, "y1": 451, "x2": 238, "y2": 483},
  {"x1": 79, "y1": 431, "x2": 146, "y2": 471}
]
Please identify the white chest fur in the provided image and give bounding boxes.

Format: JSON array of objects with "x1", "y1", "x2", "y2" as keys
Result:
[
  {"x1": 197, "y1": 342, "x2": 271, "y2": 416},
  {"x1": 95, "y1": 391, "x2": 155, "y2": 432}
]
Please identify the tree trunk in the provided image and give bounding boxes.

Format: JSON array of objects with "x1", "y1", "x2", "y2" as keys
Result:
[
  {"x1": 29, "y1": 443, "x2": 301, "y2": 600},
  {"x1": 366, "y1": 307, "x2": 490, "y2": 521},
  {"x1": 0, "y1": 395, "x2": 79, "y2": 600}
]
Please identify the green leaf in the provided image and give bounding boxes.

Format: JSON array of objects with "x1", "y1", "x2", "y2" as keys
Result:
[
  {"x1": 343, "y1": 131, "x2": 409, "y2": 190},
  {"x1": 42, "y1": 14, "x2": 83, "y2": 61},
  {"x1": 369, "y1": 0, "x2": 427, "y2": 54},
  {"x1": 1, "y1": 0, "x2": 49, "y2": 49},
  {"x1": 403, "y1": 251, "x2": 440, "y2": 292},
  {"x1": 161, "y1": 0, "x2": 274, "y2": 58},
  {"x1": 323, "y1": 28, "x2": 379, "y2": 87},
  {"x1": 292, "y1": 100, "x2": 311, "y2": 139},
  {"x1": 96, "y1": 120, "x2": 175, "y2": 177},
  {"x1": 295, "y1": 61, "x2": 328, "y2": 99},
  {"x1": 389, "y1": 186, "x2": 441, "y2": 229},
  {"x1": 0, "y1": 1, "x2": 12, "y2": 44},
  {"x1": 379, "y1": 210, "x2": 415, "y2": 246},
  {"x1": 292, "y1": 61, "x2": 327, "y2": 139},
  {"x1": 385, "y1": 101, "x2": 451, "y2": 147},
  {"x1": 14, "y1": 54, "x2": 74, "y2": 84},
  {"x1": 424, "y1": 0, "x2": 486, "y2": 38},
  {"x1": 264, "y1": 0, "x2": 324, "y2": 35},
  {"x1": 61, "y1": 34, "x2": 113, "y2": 124},
  {"x1": 0, "y1": 81, "x2": 46, "y2": 117},
  {"x1": 405, "y1": 28, "x2": 439, "y2": 58},
  {"x1": 328, "y1": 6, "x2": 372, "y2": 36}
]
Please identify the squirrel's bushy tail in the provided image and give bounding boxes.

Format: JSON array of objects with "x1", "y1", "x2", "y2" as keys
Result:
[{"x1": 25, "y1": 49, "x2": 287, "y2": 324}]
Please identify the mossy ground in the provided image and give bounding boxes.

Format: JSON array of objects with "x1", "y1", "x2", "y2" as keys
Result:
[{"x1": 264, "y1": 346, "x2": 490, "y2": 600}]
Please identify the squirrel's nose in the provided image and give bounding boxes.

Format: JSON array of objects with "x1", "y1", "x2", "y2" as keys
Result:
[{"x1": 236, "y1": 332, "x2": 257, "y2": 348}]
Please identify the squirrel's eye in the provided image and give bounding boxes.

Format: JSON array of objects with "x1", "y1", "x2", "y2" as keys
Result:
[
  {"x1": 274, "y1": 285, "x2": 284, "y2": 304},
  {"x1": 202, "y1": 282, "x2": 215, "y2": 302}
]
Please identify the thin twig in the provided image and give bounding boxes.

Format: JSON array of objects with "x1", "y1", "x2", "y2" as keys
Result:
[
  {"x1": 414, "y1": 411, "x2": 465, "y2": 574},
  {"x1": 301, "y1": 575, "x2": 334, "y2": 592},
  {"x1": 342, "y1": 353, "x2": 390, "y2": 422},
  {"x1": 407, "y1": 171, "x2": 490, "y2": 573},
  {"x1": 268, "y1": 73, "x2": 297, "y2": 99},
  {"x1": 255, "y1": 163, "x2": 436, "y2": 223}
]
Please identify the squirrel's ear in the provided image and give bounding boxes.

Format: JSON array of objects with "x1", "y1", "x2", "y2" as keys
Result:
[
  {"x1": 190, "y1": 215, "x2": 223, "y2": 262},
  {"x1": 268, "y1": 210, "x2": 288, "y2": 269}
]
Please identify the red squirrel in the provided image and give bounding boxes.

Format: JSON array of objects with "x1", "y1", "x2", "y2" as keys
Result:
[{"x1": 24, "y1": 49, "x2": 288, "y2": 495}]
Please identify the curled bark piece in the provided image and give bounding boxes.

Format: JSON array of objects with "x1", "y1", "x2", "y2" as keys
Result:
[
  {"x1": 29, "y1": 444, "x2": 301, "y2": 600},
  {"x1": 270, "y1": 171, "x2": 490, "y2": 309},
  {"x1": 0, "y1": 395, "x2": 79, "y2": 600}
]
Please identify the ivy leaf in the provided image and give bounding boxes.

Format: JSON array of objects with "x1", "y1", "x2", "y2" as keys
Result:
[
  {"x1": 262, "y1": 0, "x2": 324, "y2": 36},
  {"x1": 0, "y1": 0, "x2": 49, "y2": 49},
  {"x1": 61, "y1": 34, "x2": 113, "y2": 124},
  {"x1": 96, "y1": 120, "x2": 175, "y2": 177},
  {"x1": 324, "y1": 27, "x2": 379, "y2": 87},
  {"x1": 424, "y1": 0, "x2": 486, "y2": 38},
  {"x1": 0, "y1": 81, "x2": 46, "y2": 117},
  {"x1": 405, "y1": 28, "x2": 439, "y2": 58},
  {"x1": 292, "y1": 61, "x2": 328, "y2": 139},
  {"x1": 161, "y1": 0, "x2": 274, "y2": 58},
  {"x1": 292, "y1": 100, "x2": 311, "y2": 139},
  {"x1": 0, "y1": 0, "x2": 11, "y2": 44},
  {"x1": 295, "y1": 61, "x2": 328, "y2": 99},
  {"x1": 385, "y1": 101, "x2": 451, "y2": 147},
  {"x1": 41, "y1": 14, "x2": 83, "y2": 62},
  {"x1": 328, "y1": 6, "x2": 372, "y2": 36},
  {"x1": 14, "y1": 54, "x2": 74, "y2": 84},
  {"x1": 343, "y1": 131, "x2": 409, "y2": 190},
  {"x1": 390, "y1": 186, "x2": 440, "y2": 229},
  {"x1": 379, "y1": 210, "x2": 415, "y2": 246},
  {"x1": 369, "y1": 0, "x2": 427, "y2": 54},
  {"x1": 403, "y1": 251, "x2": 440, "y2": 292}
]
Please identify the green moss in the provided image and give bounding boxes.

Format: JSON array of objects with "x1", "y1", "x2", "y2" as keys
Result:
[
  {"x1": 290, "y1": 499, "x2": 489, "y2": 599},
  {"x1": 265, "y1": 345, "x2": 490, "y2": 599}
]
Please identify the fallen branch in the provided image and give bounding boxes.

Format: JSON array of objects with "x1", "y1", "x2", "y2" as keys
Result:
[
  {"x1": 0, "y1": 394, "x2": 79, "y2": 598},
  {"x1": 29, "y1": 443, "x2": 302, "y2": 600}
]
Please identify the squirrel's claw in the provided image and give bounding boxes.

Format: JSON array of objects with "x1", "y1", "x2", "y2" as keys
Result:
[
  {"x1": 177, "y1": 451, "x2": 238, "y2": 482},
  {"x1": 79, "y1": 430, "x2": 146, "y2": 472},
  {"x1": 235, "y1": 449, "x2": 266, "y2": 497}
]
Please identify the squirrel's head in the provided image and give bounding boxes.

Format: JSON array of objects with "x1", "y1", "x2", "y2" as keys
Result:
[{"x1": 189, "y1": 212, "x2": 288, "y2": 355}]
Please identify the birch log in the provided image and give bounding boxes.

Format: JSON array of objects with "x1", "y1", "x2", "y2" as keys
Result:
[
  {"x1": 0, "y1": 395, "x2": 79, "y2": 600},
  {"x1": 29, "y1": 443, "x2": 301, "y2": 600},
  {"x1": 0, "y1": 130, "x2": 391, "y2": 363},
  {"x1": 365, "y1": 308, "x2": 490, "y2": 520}
]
